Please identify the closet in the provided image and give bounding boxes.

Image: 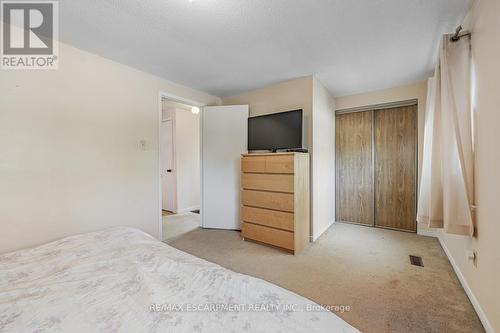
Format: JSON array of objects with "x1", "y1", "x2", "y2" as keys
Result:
[{"x1": 335, "y1": 103, "x2": 417, "y2": 232}]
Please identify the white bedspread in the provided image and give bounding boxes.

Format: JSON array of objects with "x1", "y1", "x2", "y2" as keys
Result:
[{"x1": 0, "y1": 227, "x2": 358, "y2": 333}]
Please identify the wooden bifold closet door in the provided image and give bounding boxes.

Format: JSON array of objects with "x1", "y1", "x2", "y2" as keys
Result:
[{"x1": 335, "y1": 105, "x2": 417, "y2": 232}]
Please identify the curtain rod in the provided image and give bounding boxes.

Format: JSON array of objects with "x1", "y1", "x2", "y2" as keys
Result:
[{"x1": 450, "y1": 25, "x2": 471, "y2": 42}]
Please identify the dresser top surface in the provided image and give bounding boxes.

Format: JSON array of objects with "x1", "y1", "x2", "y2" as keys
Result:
[{"x1": 242, "y1": 152, "x2": 308, "y2": 157}]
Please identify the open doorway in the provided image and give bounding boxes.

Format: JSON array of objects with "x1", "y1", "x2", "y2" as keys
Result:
[
  {"x1": 160, "y1": 97, "x2": 202, "y2": 242},
  {"x1": 158, "y1": 93, "x2": 248, "y2": 243}
]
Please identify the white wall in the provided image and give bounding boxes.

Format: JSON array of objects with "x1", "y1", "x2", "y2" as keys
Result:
[
  {"x1": 162, "y1": 105, "x2": 176, "y2": 121},
  {"x1": 311, "y1": 77, "x2": 336, "y2": 240},
  {"x1": 437, "y1": 1, "x2": 500, "y2": 331},
  {"x1": 174, "y1": 109, "x2": 200, "y2": 213},
  {"x1": 0, "y1": 41, "x2": 220, "y2": 254}
]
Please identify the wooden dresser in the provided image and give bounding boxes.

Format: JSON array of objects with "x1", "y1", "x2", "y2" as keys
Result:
[{"x1": 240, "y1": 153, "x2": 310, "y2": 254}]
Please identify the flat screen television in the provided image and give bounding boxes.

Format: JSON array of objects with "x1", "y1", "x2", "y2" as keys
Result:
[{"x1": 248, "y1": 109, "x2": 303, "y2": 151}]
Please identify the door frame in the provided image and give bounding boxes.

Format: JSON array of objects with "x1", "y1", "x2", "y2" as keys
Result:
[
  {"x1": 158, "y1": 91, "x2": 206, "y2": 240},
  {"x1": 334, "y1": 99, "x2": 419, "y2": 233}
]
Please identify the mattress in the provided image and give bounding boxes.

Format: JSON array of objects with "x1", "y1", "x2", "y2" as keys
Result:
[{"x1": 0, "y1": 227, "x2": 358, "y2": 332}]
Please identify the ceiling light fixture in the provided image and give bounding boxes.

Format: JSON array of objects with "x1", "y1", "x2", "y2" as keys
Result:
[{"x1": 191, "y1": 106, "x2": 200, "y2": 114}]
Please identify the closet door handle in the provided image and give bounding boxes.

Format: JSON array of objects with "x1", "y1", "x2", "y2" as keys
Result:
[{"x1": 166, "y1": 169, "x2": 172, "y2": 173}]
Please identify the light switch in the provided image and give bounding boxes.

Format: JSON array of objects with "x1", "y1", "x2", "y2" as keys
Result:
[{"x1": 140, "y1": 140, "x2": 147, "y2": 151}]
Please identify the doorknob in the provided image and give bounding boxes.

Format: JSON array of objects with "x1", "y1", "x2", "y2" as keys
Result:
[{"x1": 167, "y1": 169, "x2": 172, "y2": 173}]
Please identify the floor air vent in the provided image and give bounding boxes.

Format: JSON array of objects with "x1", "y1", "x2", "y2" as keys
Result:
[{"x1": 409, "y1": 255, "x2": 424, "y2": 267}]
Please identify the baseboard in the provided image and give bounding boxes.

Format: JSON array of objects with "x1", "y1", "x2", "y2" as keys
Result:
[
  {"x1": 311, "y1": 220, "x2": 334, "y2": 242},
  {"x1": 417, "y1": 226, "x2": 439, "y2": 238},
  {"x1": 438, "y1": 237, "x2": 494, "y2": 333}
]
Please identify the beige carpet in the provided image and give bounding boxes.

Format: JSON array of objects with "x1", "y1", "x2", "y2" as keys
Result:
[
  {"x1": 168, "y1": 222, "x2": 484, "y2": 333},
  {"x1": 162, "y1": 212, "x2": 200, "y2": 242}
]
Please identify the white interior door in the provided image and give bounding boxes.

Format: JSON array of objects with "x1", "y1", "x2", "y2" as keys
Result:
[
  {"x1": 202, "y1": 105, "x2": 248, "y2": 229},
  {"x1": 161, "y1": 119, "x2": 176, "y2": 212}
]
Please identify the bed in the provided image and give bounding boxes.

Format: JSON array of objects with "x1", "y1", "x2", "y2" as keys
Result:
[{"x1": 0, "y1": 227, "x2": 358, "y2": 332}]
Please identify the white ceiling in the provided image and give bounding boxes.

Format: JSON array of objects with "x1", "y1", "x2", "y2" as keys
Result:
[{"x1": 60, "y1": 0, "x2": 472, "y2": 97}]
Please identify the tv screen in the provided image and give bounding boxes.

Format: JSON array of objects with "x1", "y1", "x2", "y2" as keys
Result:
[{"x1": 248, "y1": 110, "x2": 303, "y2": 151}]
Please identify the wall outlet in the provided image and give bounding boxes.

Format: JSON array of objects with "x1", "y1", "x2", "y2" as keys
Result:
[
  {"x1": 467, "y1": 250, "x2": 477, "y2": 267},
  {"x1": 139, "y1": 140, "x2": 147, "y2": 151}
]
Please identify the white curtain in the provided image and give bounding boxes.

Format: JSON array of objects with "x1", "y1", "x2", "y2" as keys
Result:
[{"x1": 417, "y1": 34, "x2": 474, "y2": 236}]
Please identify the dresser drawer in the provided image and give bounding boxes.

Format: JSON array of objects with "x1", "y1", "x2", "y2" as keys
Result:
[
  {"x1": 242, "y1": 190, "x2": 294, "y2": 212},
  {"x1": 241, "y1": 156, "x2": 267, "y2": 173},
  {"x1": 242, "y1": 222, "x2": 294, "y2": 250},
  {"x1": 242, "y1": 155, "x2": 294, "y2": 174},
  {"x1": 241, "y1": 173, "x2": 294, "y2": 193},
  {"x1": 241, "y1": 206, "x2": 294, "y2": 231},
  {"x1": 264, "y1": 155, "x2": 294, "y2": 174}
]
